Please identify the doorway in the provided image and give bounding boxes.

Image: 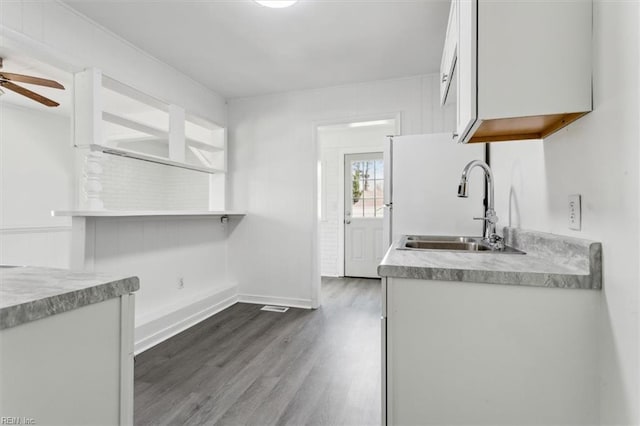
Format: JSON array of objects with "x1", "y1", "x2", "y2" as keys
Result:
[
  {"x1": 344, "y1": 152, "x2": 385, "y2": 278},
  {"x1": 314, "y1": 115, "x2": 399, "y2": 306}
]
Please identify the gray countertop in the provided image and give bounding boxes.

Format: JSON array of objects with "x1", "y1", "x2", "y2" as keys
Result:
[
  {"x1": 0, "y1": 266, "x2": 140, "y2": 330},
  {"x1": 378, "y1": 227, "x2": 602, "y2": 290}
]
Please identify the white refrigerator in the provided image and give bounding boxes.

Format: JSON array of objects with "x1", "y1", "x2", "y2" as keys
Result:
[
  {"x1": 380, "y1": 133, "x2": 486, "y2": 426},
  {"x1": 382, "y1": 133, "x2": 486, "y2": 247}
]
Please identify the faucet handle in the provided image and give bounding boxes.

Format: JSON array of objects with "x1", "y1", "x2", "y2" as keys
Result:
[
  {"x1": 474, "y1": 212, "x2": 498, "y2": 224},
  {"x1": 473, "y1": 216, "x2": 495, "y2": 223}
]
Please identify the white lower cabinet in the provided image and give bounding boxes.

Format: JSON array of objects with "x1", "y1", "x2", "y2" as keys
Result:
[
  {"x1": 384, "y1": 278, "x2": 599, "y2": 426},
  {"x1": 0, "y1": 294, "x2": 135, "y2": 426}
]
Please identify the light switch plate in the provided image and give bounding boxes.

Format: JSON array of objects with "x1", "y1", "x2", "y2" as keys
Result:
[{"x1": 568, "y1": 194, "x2": 581, "y2": 230}]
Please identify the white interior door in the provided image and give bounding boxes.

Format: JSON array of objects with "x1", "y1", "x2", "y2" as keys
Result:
[{"x1": 344, "y1": 153, "x2": 384, "y2": 278}]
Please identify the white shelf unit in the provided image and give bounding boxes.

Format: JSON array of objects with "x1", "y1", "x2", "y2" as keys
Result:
[
  {"x1": 184, "y1": 113, "x2": 226, "y2": 172},
  {"x1": 74, "y1": 69, "x2": 226, "y2": 174}
]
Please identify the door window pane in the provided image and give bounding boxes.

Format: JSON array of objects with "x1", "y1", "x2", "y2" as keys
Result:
[{"x1": 351, "y1": 158, "x2": 384, "y2": 218}]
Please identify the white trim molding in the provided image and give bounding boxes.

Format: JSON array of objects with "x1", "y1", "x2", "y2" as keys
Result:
[
  {"x1": 134, "y1": 285, "x2": 238, "y2": 354},
  {"x1": 0, "y1": 226, "x2": 72, "y2": 234},
  {"x1": 134, "y1": 288, "x2": 313, "y2": 355}
]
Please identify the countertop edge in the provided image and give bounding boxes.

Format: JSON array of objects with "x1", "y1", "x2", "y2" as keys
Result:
[
  {"x1": 377, "y1": 264, "x2": 599, "y2": 290},
  {"x1": 0, "y1": 276, "x2": 140, "y2": 330}
]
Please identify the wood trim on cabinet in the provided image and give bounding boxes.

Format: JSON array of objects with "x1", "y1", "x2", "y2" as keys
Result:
[{"x1": 468, "y1": 112, "x2": 589, "y2": 143}]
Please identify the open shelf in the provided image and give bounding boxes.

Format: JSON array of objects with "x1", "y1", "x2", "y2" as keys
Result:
[
  {"x1": 102, "y1": 112, "x2": 168, "y2": 140},
  {"x1": 186, "y1": 138, "x2": 224, "y2": 152},
  {"x1": 91, "y1": 144, "x2": 224, "y2": 174},
  {"x1": 75, "y1": 69, "x2": 227, "y2": 175},
  {"x1": 52, "y1": 210, "x2": 246, "y2": 218}
]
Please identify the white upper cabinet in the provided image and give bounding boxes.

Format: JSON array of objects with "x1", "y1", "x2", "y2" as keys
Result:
[
  {"x1": 443, "y1": 0, "x2": 592, "y2": 143},
  {"x1": 439, "y1": 0, "x2": 458, "y2": 106}
]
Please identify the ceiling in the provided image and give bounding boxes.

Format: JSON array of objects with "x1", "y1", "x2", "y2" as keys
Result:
[{"x1": 64, "y1": 0, "x2": 450, "y2": 99}]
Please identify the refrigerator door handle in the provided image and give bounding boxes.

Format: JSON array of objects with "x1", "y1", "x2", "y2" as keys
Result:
[
  {"x1": 383, "y1": 204, "x2": 392, "y2": 250},
  {"x1": 383, "y1": 136, "x2": 393, "y2": 206}
]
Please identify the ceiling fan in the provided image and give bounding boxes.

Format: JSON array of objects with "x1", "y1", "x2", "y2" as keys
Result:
[{"x1": 0, "y1": 57, "x2": 65, "y2": 107}]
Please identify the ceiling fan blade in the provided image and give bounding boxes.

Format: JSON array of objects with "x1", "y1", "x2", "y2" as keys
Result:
[
  {"x1": 0, "y1": 72, "x2": 64, "y2": 89},
  {"x1": 0, "y1": 81, "x2": 60, "y2": 107}
]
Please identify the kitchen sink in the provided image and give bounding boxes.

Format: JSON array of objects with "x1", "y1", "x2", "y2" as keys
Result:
[
  {"x1": 404, "y1": 240, "x2": 493, "y2": 251},
  {"x1": 398, "y1": 235, "x2": 525, "y2": 254},
  {"x1": 405, "y1": 235, "x2": 479, "y2": 243}
]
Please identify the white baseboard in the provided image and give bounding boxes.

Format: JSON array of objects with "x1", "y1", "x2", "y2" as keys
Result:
[
  {"x1": 134, "y1": 285, "x2": 238, "y2": 355},
  {"x1": 238, "y1": 293, "x2": 313, "y2": 309},
  {"x1": 134, "y1": 288, "x2": 312, "y2": 355}
]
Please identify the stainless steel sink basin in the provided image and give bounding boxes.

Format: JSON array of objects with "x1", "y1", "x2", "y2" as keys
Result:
[
  {"x1": 398, "y1": 235, "x2": 525, "y2": 254},
  {"x1": 405, "y1": 235, "x2": 479, "y2": 243},
  {"x1": 404, "y1": 240, "x2": 493, "y2": 251}
]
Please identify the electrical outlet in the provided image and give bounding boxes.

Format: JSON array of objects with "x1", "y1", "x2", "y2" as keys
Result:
[
  {"x1": 178, "y1": 278, "x2": 185, "y2": 289},
  {"x1": 568, "y1": 194, "x2": 581, "y2": 231}
]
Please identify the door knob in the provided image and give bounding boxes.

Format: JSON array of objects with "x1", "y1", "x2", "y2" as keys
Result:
[{"x1": 345, "y1": 219, "x2": 351, "y2": 225}]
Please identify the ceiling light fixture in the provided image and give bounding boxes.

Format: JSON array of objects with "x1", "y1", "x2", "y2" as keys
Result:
[{"x1": 254, "y1": 1, "x2": 298, "y2": 8}]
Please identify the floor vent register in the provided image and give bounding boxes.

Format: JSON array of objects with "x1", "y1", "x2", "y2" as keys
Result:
[{"x1": 260, "y1": 305, "x2": 289, "y2": 313}]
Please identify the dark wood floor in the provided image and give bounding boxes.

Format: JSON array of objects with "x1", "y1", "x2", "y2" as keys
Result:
[{"x1": 134, "y1": 277, "x2": 381, "y2": 426}]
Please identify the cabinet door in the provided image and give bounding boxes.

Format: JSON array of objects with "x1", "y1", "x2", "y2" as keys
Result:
[
  {"x1": 0, "y1": 298, "x2": 123, "y2": 425},
  {"x1": 439, "y1": 0, "x2": 458, "y2": 105},
  {"x1": 386, "y1": 278, "x2": 599, "y2": 425},
  {"x1": 455, "y1": 0, "x2": 477, "y2": 142}
]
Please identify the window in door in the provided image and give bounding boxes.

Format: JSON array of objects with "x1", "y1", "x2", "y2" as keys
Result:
[{"x1": 350, "y1": 158, "x2": 384, "y2": 218}]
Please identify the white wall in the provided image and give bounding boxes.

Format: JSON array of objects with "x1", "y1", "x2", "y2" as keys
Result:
[
  {"x1": 490, "y1": 2, "x2": 639, "y2": 424},
  {"x1": 228, "y1": 74, "x2": 455, "y2": 307},
  {"x1": 83, "y1": 216, "x2": 239, "y2": 353},
  {"x1": 318, "y1": 123, "x2": 396, "y2": 276},
  {"x1": 0, "y1": 104, "x2": 73, "y2": 268}
]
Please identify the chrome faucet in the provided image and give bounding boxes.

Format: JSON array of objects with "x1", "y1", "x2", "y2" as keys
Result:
[{"x1": 457, "y1": 160, "x2": 504, "y2": 250}]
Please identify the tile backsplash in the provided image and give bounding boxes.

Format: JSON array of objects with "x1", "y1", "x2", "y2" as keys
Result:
[{"x1": 100, "y1": 155, "x2": 210, "y2": 210}]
